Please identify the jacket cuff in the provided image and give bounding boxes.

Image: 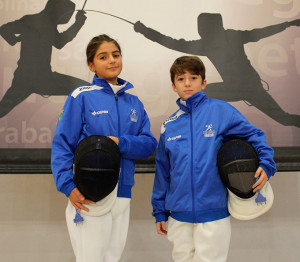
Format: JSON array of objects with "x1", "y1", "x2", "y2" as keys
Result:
[
  {"x1": 259, "y1": 164, "x2": 275, "y2": 179},
  {"x1": 155, "y1": 213, "x2": 168, "y2": 223},
  {"x1": 64, "y1": 181, "x2": 76, "y2": 198},
  {"x1": 118, "y1": 136, "x2": 128, "y2": 155}
]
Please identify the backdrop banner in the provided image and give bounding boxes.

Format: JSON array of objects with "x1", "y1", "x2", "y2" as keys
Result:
[{"x1": 0, "y1": 0, "x2": 299, "y2": 172}]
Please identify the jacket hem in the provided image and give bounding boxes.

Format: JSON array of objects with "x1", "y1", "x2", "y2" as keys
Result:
[
  {"x1": 117, "y1": 185, "x2": 132, "y2": 198},
  {"x1": 171, "y1": 209, "x2": 230, "y2": 223}
]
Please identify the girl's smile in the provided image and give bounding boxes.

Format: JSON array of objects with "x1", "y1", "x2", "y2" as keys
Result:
[{"x1": 88, "y1": 41, "x2": 122, "y2": 84}]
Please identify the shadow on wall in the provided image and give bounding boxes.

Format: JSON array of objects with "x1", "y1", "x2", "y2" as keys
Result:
[
  {"x1": 134, "y1": 14, "x2": 300, "y2": 128},
  {"x1": 0, "y1": 0, "x2": 89, "y2": 118}
]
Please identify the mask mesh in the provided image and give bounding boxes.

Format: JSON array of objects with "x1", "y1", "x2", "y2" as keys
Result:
[{"x1": 217, "y1": 140, "x2": 259, "y2": 199}]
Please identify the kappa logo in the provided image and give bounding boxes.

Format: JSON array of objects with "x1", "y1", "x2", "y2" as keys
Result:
[
  {"x1": 163, "y1": 115, "x2": 178, "y2": 129},
  {"x1": 79, "y1": 86, "x2": 92, "y2": 92},
  {"x1": 92, "y1": 110, "x2": 108, "y2": 116},
  {"x1": 71, "y1": 85, "x2": 103, "y2": 98},
  {"x1": 130, "y1": 109, "x2": 138, "y2": 122},
  {"x1": 203, "y1": 124, "x2": 215, "y2": 137},
  {"x1": 161, "y1": 110, "x2": 185, "y2": 134},
  {"x1": 167, "y1": 135, "x2": 182, "y2": 142}
]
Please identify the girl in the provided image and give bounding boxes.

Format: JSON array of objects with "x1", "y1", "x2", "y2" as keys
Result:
[{"x1": 51, "y1": 34, "x2": 157, "y2": 262}]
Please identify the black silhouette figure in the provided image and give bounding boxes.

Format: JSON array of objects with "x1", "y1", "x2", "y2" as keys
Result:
[
  {"x1": 0, "y1": 0, "x2": 88, "y2": 118},
  {"x1": 134, "y1": 13, "x2": 300, "y2": 128}
]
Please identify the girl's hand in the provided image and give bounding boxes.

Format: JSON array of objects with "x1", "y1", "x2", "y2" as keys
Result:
[
  {"x1": 252, "y1": 167, "x2": 268, "y2": 193},
  {"x1": 108, "y1": 136, "x2": 119, "y2": 145},
  {"x1": 68, "y1": 187, "x2": 95, "y2": 212},
  {"x1": 156, "y1": 221, "x2": 167, "y2": 236}
]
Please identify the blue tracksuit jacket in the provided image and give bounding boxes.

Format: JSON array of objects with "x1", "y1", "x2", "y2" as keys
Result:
[
  {"x1": 152, "y1": 91, "x2": 277, "y2": 223},
  {"x1": 51, "y1": 76, "x2": 157, "y2": 198}
]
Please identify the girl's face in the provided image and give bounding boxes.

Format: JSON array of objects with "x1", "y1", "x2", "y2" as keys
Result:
[{"x1": 88, "y1": 41, "x2": 122, "y2": 84}]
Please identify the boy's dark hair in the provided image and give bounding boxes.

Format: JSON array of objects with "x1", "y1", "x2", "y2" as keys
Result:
[
  {"x1": 170, "y1": 56, "x2": 206, "y2": 84},
  {"x1": 86, "y1": 34, "x2": 122, "y2": 65}
]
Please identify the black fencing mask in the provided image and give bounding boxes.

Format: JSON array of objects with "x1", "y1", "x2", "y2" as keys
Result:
[
  {"x1": 74, "y1": 135, "x2": 120, "y2": 202},
  {"x1": 217, "y1": 139, "x2": 274, "y2": 220}
]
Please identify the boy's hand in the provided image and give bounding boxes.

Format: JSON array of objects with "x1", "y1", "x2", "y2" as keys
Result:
[
  {"x1": 68, "y1": 187, "x2": 95, "y2": 212},
  {"x1": 252, "y1": 167, "x2": 268, "y2": 193},
  {"x1": 156, "y1": 221, "x2": 167, "y2": 236}
]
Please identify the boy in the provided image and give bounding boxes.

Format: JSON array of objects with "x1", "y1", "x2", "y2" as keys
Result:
[{"x1": 152, "y1": 56, "x2": 276, "y2": 262}]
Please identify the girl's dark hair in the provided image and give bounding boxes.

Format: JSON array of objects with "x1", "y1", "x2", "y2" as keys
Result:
[
  {"x1": 86, "y1": 34, "x2": 122, "y2": 65},
  {"x1": 170, "y1": 56, "x2": 206, "y2": 84}
]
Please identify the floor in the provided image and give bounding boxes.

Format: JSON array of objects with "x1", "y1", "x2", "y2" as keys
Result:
[{"x1": 0, "y1": 172, "x2": 299, "y2": 262}]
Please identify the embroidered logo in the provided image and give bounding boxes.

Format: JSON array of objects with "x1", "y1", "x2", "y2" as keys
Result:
[
  {"x1": 203, "y1": 124, "x2": 215, "y2": 137},
  {"x1": 130, "y1": 109, "x2": 138, "y2": 122},
  {"x1": 92, "y1": 110, "x2": 108, "y2": 116},
  {"x1": 58, "y1": 110, "x2": 64, "y2": 121},
  {"x1": 167, "y1": 135, "x2": 182, "y2": 142}
]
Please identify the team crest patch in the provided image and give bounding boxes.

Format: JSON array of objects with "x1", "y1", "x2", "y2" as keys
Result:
[
  {"x1": 130, "y1": 109, "x2": 138, "y2": 122},
  {"x1": 203, "y1": 124, "x2": 215, "y2": 137},
  {"x1": 58, "y1": 110, "x2": 64, "y2": 121}
]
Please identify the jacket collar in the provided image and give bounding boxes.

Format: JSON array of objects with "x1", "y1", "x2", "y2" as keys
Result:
[
  {"x1": 176, "y1": 91, "x2": 207, "y2": 112},
  {"x1": 92, "y1": 75, "x2": 134, "y2": 95}
]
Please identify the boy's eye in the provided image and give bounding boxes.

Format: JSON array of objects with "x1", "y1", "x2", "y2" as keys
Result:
[
  {"x1": 113, "y1": 54, "x2": 120, "y2": 58},
  {"x1": 192, "y1": 76, "x2": 198, "y2": 80},
  {"x1": 177, "y1": 77, "x2": 184, "y2": 81}
]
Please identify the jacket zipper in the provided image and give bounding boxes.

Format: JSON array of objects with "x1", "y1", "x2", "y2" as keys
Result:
[
  {"x1": 115, "y1": 94, "x2": 121, "y2": 136},
  {"x1": 189, "y1": 111, "x2": 196, "y2": 222},
  {"x1": 115, "y1": 93, "x2": 123, "y2": 193}
]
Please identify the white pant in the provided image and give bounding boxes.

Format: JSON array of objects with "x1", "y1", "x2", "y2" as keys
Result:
[
  {"x1": 66, "y1": 198, "x2": 130, "y2": 262},
  {"x1": 167, "y1": 217, "x2": 231, "y2": 262}
]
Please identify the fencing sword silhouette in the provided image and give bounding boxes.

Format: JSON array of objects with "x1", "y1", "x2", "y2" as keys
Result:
[
  {"x1": 57, "y1": 1, "x2": 134, "y2": 28},
  {"x1": 82, "y1": 0, "x2": 88, "y2": 10},
  {"x1": 82, "y1": 9, "x2": 134, "y2": 25},
  {"x1": 79, "y1": 0, "x2": 133, "y2": 25}
]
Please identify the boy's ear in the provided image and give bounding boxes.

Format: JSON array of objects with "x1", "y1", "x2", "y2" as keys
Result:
[
  {"x1": 88, "y1": 62, "x2": 95, "y2": 72},
  {"x1": 201, "y1": 79, "x2": 207, "y2": 91},
  {"x1": 172, "y1": 83, "x2": 177, "y2": 93}
]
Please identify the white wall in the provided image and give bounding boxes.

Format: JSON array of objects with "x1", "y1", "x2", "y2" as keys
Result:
[{"x1": 0, "y1": 172, "x2": 299, "y2": 262}]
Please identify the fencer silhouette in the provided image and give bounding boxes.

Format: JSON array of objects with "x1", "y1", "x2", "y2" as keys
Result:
[
  {"x1": 134, "y1": 13, "x2": 300, "y2": 128},
  {"x1": 0, "y1": 0, "x2": 88, "y2": 118}
]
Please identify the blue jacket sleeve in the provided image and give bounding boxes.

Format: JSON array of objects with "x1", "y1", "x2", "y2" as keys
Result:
[
  {"x1": 225, "y1": 106, "x2": 277, "y2": 178},
  {"x1": 51, "y1": 96, "x2": 83, "y2": 197},
  {"x1": 151, "y1": 133, "x2": 171, "y2": 222},
  {"x1": 118, "y1": 106, "x2": 157, "y2": 160}
]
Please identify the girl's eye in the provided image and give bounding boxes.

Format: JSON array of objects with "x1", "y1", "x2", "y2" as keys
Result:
[
  {"x1": 113, "y1": 54, "x2": 120, "y2": 58},
  {"x1": 99, "y1": 56, "x2": 106, "y2": 60}
]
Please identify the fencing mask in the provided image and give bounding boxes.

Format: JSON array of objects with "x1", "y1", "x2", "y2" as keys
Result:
[
  {"x1": 217, "y1": 139, "x2": 274, "y2": 220},
  {"x1": 74, "y1": 135, "x2": 121, "y2": 203}
]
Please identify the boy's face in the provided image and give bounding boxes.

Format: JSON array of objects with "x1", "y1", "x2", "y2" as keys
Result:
[{"x1": 172, "y1": 71, "x2": 206, "y2": 101}]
